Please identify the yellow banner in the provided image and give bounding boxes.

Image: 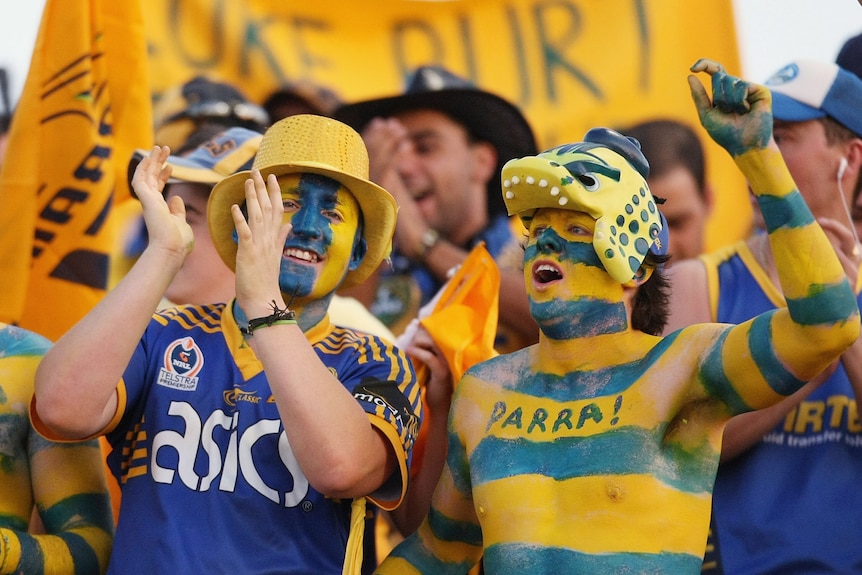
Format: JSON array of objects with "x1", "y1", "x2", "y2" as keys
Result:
[
  {"x1": 143, "y1": 0, "x2": 751, "y2": 252},
  {"x1": 0, "y1": 0, "x2": 152, "y2": 340}
]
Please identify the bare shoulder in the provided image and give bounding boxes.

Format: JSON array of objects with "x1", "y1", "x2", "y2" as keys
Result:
[
  {"x1": 663, "y1": 258, "x2": 712, "y2": 334},
  {"x1": 464, "y1": 348, "x2": 531, "y2": 388}
]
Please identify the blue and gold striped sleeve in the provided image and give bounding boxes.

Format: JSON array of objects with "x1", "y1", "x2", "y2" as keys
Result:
[
  {"x1": 702, "y1": 147, "x2": 860, "y2": 412},
  {"x1": 326, "y1": 328, "x2": 422, "y2": 511}
]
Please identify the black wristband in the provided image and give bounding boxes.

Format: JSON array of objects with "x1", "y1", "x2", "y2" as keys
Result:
[{"x1": 240, "y1": 300, "x2": 296, "y2": 336}]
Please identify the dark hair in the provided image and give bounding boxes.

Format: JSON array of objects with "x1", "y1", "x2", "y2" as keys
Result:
[
  {"x1": 623, "y1": 119, "x2": 707, "y2": 198},
  {"x1": 631, "y1": 253, "x2": 672, "y2": 336}
]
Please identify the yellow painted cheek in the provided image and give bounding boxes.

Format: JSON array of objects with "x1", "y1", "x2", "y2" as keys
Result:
[{"x1": 310, "y1": 220, "x2": 359, "y2": 297}]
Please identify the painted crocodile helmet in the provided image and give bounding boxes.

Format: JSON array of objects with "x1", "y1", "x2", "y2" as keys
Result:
[{"x1": 501, "y1": 127, "x2": 669, "y2": 283}]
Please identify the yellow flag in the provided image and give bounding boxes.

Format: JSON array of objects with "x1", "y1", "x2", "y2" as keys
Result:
[
  {"x1": 0, "y1": 0, "x2": 152, "y2": 341},
  {"x1": 420, "y1": 243, "x2": 500, "y2": 384},
  {"x1": 143, "y1": 0, "x2": 749, "y2": 250}
]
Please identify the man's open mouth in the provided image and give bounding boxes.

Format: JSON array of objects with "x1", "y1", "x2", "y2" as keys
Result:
[{"x1": 533, "y1": 262, "x2": 562, "y2": 284}]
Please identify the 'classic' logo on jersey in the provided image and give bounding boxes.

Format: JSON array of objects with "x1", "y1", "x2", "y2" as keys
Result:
[
  {"x1": 224, "y1": 385, "x2": 263, "y2": 407},
  {"x1": 157, "y1": 337, "x2": 204, "y2": 391}
]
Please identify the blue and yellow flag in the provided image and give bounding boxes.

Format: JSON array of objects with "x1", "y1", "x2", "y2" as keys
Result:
[{"x1": 0, "y1": 0, "x2": 152, "y2": 341}]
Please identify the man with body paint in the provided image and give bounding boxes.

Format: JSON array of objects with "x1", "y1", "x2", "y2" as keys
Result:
[
  {"x1": 31, "y1": 114, "x2": 421, "y2": 574},
  {"x1": 373, "y1": 60, "x2": 860, "y2": 574}
]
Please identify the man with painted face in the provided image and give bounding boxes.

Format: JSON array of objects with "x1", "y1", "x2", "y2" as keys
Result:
[
  {"x1": 31, "y1": 114, "x2": 422, "y2": 574},
  {"x1": 373, "y1": 59, "x2": 860, "y2": 575}
]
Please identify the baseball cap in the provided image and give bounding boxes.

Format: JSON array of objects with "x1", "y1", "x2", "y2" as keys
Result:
[
  {"x1": 127, "y1": 127, "x2": 263, "y2": 193},
  {"x1": 764, "y1": 60, "x2": 862, "y2": 138},
  {"x1": 837, "y1": 32, "x2": 862, "y2": 80}
]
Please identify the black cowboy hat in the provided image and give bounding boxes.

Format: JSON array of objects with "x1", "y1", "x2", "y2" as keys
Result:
[{"x1": 335, "y1": 65, "x2": 537, "y2": 217}]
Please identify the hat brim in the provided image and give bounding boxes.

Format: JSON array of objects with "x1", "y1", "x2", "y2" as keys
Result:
[
  {"x1": 770, "y1": 92, "x2": 827, "y2": 123},
  {"x1": 208, "y1": 162, "x2": 397, "y2": 289},
  {"x1": 335, "y1": 89, "x2": 537, "y2": 217}
]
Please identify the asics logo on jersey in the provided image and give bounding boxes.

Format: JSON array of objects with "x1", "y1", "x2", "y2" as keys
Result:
[{"x1": 151, "y1": 400, "x2": 309, "y2": 507}]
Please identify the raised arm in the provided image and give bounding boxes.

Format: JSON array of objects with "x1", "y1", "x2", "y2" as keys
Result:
[
  {"x1": 33, "y1": 146, "x2": 194, "y2": 439},
  {"x1": 720, "y1": 217, "x2": 861, "y2": 460},
  {"x1": 688, "y1": 60, "x2": 860, "y2": 409}
]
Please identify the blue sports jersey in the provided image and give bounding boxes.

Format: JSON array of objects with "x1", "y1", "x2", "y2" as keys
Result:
[
  {"x1": 704, "y1": 240, "x2": 862, "y2": 574},
  {"x1": 102, "y1": 302, "x2": 420, "y2": 574}
]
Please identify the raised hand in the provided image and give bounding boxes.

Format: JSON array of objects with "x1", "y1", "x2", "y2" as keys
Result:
[
  {"x1": 230, "y1": 171, "x2": 292, "y2": 314},
  {"x1": 687, "y1": 58, "x2": 773, "y2": 157},
  {"x1": 361, "y1": 117, "x2": 430, "y2": 260},
  {"x1": 130, "y1": 145, "x2": 194, "y2": 260}
]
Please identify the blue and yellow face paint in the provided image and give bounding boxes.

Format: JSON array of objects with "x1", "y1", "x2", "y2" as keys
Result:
[
  {"x1": 523, "y1": 209, "x2": 628, "y2": 339},
  {"x1": 277, "y1": 173, "x2": 364, "y2": 300},
  {"x1": 502, "y1": 128, "x2": 668, "y2": 283}
]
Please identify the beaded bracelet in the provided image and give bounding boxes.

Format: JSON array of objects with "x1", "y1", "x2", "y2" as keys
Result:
[{"x1": 240, "y1": 300, "x2": 297, "y2": 336}]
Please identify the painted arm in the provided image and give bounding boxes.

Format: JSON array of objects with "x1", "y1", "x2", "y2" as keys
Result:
[
  {"x1": 0, "y1": 330, "x2": 113, "y2": 574},
  {"x1": 720, "y1": 218, "x2": 862, "y2": 460},
  {"x1": 688, "y1": 60, "x2": 860, "y2": 409},
  {"x1": 0, "y1": 435, "x2": 115, "y2": 575},
  {"x1": 33, "y1": 146, "x2": 193, "y2": 439}
]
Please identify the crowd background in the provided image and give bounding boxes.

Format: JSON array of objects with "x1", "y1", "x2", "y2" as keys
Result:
[{"x1": 0, "y1": 0, "x2": 855, "y2": 270}]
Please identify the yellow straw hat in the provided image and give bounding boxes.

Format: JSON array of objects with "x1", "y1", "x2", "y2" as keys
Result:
[{"x1": 208, "y1": 114, "x2": 397, "y2": 289}]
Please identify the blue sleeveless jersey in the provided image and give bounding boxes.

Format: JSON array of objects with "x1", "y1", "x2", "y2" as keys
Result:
[
  {"x1": 704, "y1": 240, "x2": 862, "y2": 574},
  {"x1": 103, "y1": 302, "x2": 420, "y2": 574}
]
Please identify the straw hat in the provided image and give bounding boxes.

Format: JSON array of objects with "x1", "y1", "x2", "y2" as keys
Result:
[{"x1": 208, "y1": 114, "x2": 397, "y2": 289}]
